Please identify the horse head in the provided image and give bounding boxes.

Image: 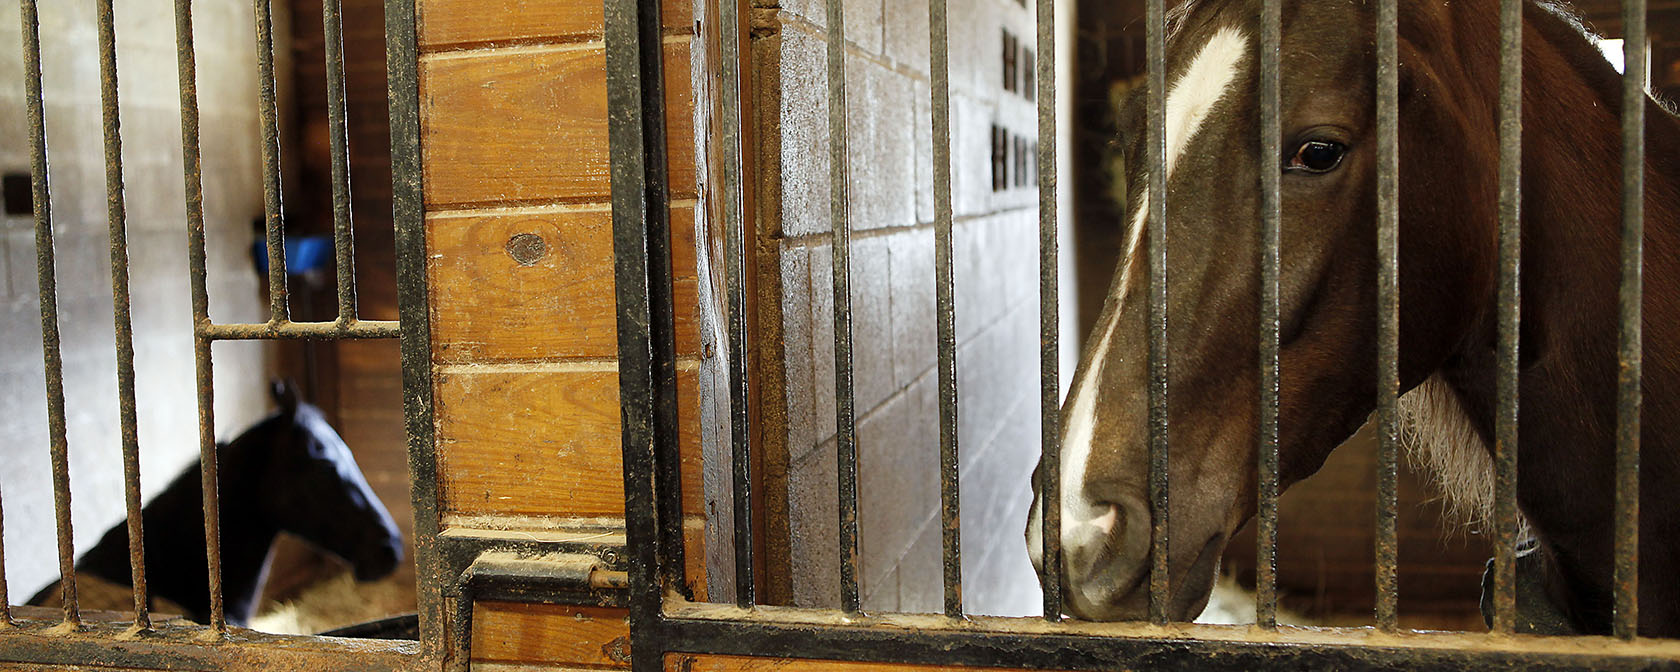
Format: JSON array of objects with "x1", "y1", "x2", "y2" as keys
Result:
[
  {"x1": 252, "y1": 380, "x2": 404, "y2": 582},
  {"x1": 1025, "y1": 0, "x2": 1619, "y2": 621}
]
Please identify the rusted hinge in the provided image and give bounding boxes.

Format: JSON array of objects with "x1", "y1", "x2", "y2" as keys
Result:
[{"x1": 448, "y1": 551, "x2": 629, "y2": 671}]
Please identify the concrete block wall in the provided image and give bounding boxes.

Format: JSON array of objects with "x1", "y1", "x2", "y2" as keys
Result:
[
  {"x1": 765, "y1": 0, "x2": 1044, "y2": 616},
  {"x1": 0, "y1": 0, "x2": 269, "y2": 599}
]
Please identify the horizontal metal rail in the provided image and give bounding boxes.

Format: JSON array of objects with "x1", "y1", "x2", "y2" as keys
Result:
[{"x1": 197, "y1": 320, "x2": 402, "y2": 341}]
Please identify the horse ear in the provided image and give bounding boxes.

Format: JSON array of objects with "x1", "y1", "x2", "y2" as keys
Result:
[{"x1": 271, "y1": 378, "x2": 301, "y2": 415}]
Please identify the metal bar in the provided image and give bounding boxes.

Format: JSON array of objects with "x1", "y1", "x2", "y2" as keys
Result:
[
  {"x1": 824, "y1": 0, "x2": 862, "y2": 616},
  {"x1": 1614, "y1": 0, "x2": 1647, "y2": 641},
  {"x1": 253, "y1": 0, "x2": 288, "y2": 322},
  {"x1": 931, "y1": 0, "x2": 962, "y2": 620},
  {"x1": 0, "y1": 482, "x2": 10, "y2": 627},
  {"x1": 172, "y1": 0, "x2": 226, "y2": 635},
  {"x1": 198, "y1": 320, "x2": 401, "y2": 340},
  {"x1": 1035, "y1": 0, "x2": 1061, "y2": 623},
  {"x1": 718, "y1": 0, "x2": 755, "y2": 608},
  {"x1": 1373, "y1": 0, "x2": 1401, "y2": 632},
  {"x1": 323, "y1": 0, "x2": 358, "y2": 323},
  {"x1": 1491, "y1": 0, "x2": 1523, "y2": 636},
  {"x1": 21, "y1": 0, "x2": 80, "y2": 629},
  {"x1": 385, "y1": 0, "x2": 442, "y2": 655},
  {"x1": 641, "y1": 0, "x2": 686, "y2": 599},
  {"x1": 605, "y1": 0, "x2": 675, "y2": 668},
  {"x1": 1254, "y1": 0, "x2": 1282, "y2": 631},
  {"x1": 654, "y1": 606, "x2": 1680, "y2": 672},
  {"x1": 95, "y1": 0, "x2": 151, "y2": 631},
  {"x1": 1144, "y1": 0, "x2": 1170, "y2": 625}
]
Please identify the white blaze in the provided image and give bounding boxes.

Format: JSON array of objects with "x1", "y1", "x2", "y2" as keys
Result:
[{"x1": 1060, "y1": 26, "x2": 1250, "y2": 535}]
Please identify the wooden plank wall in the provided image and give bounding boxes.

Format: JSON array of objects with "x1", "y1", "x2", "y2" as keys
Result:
[{"x1": 416, "y1": 0, "x2": 705, "y2": 667}]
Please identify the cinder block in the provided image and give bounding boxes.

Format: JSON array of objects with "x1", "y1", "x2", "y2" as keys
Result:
[
  {"x1": 911, "y1": 78, "x2": 934, "y2": 225},
  {"x1": 782, "y1": 0, "x2": 884, "y2": 56},
  {"x1": 781, "y1": 245, "x2": 820, "y2": 462},
  {"x1": 858, "y1": 374, "x2": 937, "y2": 592},
  {"x1": 789, "y1": 438, "x2": 841, "y2": 608},
  {"x1": 888, "y1": 227, "x2": 935, "y2": 389},
  {"x1": 845, "y1": 57, "x2": 915, "y2": 231},
  {"x1": 778, "y1": 25, "x2": 833, "y2": 238},
  {"x1": 950, "y1": 92, "x2": 992, "y2": 218},
  {"x1": 884, "y1": 0, "x2": 929, "y2": 74},
  {"x1": 897, "y1": 517, "x2": 943, "y2": 613},
  {"x1": 807, "y1": 237, "x2": 897, "y2": 443}
]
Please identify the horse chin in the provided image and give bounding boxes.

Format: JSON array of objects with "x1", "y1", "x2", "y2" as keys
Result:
[{"x1": 1171, "y1": 534, "x2": 1225, "y2": 621}]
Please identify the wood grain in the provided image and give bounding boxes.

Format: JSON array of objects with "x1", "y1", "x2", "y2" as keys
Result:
[
  {"x1": 428, "y1": 206, "x2": 701, "y2": 362},
  {"x1": 418, "y1": 0, "x2": 692, "y2": 51},
  {"x1": 435, "y1": 366, "x2": 702, "y2": 517},
  {"x1": 667, "y1": 654, "x2": 1041, "y2": 672},
  {"x1": 420, "y1": 42, "x2": 695, "y2": 208},
  {"x1": 472, "y1": 602, "x2": 631, "y2": 667}
]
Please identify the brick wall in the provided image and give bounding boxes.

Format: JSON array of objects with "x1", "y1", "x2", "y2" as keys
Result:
[
  {"x1": 757, "y1": 0, "x2": 1047, "y2": 615},
  {"x1": 0, "y1": 0, "x2": 269, "y2": 598}
]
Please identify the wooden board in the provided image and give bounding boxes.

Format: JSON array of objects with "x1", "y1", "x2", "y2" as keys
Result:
[
  {"x1": 472, "y1": 603, "x2": 631, "y2": 667},
  {"x1": 420, "y1": 42, "x2": 695, "y2": 209},
  {"x1": 428, "y1": 205, "x2": 701, "y2": 362},
  {"x1": 418, "y1": 0, "x2": 692, "y2": 51},
  {"x1": 435, "y1": 366, "x2": 703, "y2": 517},
  {"x1": 667, "y1": 654, "x2": 1040, "y2": 672}
]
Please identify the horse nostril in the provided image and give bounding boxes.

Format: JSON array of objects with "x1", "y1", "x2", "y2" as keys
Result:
[{"x1": 1062, "y1": 496, "x2": 1153, "y2": 620}]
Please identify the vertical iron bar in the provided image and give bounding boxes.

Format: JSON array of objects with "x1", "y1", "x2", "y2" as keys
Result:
[
  {"x1": 96, "y1": 0, "x2": 151, "y2": 630},
  {"x1": 386, "y1": 0, "x2": 442, "y2": 653},
  {"x1": 1614, "y1": 0, "x2": 1646, "y2": 641},
  {"x1": 1492, "y1": 0, "x2": 1523, "y2": 636},
  {"x1": 173, "y1": 0, "x2": 226, "y2": 634},
  {"x1": 21, "y1": 0, "x2": 80, "y2": 629},
  {"x1": 1035, "y1": 0, "x2": 1061, "y2": 624},
  {"x1": 825, "y1": 0, "x2": 862, "y2": 616},
  {"x1": 0, "y1": 483, "x2": 10, "y2": 627},
  {"x1": 254, "y1": 0, "x2": 288, "y2": 322},
  {"x1": 642, "y1": 0, "x2": 686, "y2": 598},
  {"x1": 606, "y1": 0, "x2": 674, "y2": 669},
  {"x1": 1144, "y1": 0, "x2": 1170, "y2": 626},
  {"x1": 1254, "y1": 0, "x2": 1282, "y2": 631},
  {"x1": 931, "y1": 0, "x2": 962, "y2": 620},
  {"x1": 1373, "y1": 0, "x2": 1401, "y2": 632},
  {"x1": 718, "y1": 0, "x2": 755, "y2": 608},
  {"x1": 323, "y1": 0, "x2": 358, "y2": 323}
]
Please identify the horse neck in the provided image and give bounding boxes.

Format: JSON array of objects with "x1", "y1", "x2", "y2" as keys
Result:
[{"x1": 85, "y1": 454, "x2": 282, "y2": 625}]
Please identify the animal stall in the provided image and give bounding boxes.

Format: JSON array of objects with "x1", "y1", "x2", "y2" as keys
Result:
[{"x1": 2, "y1": 0, "x2": 1679, "y2": 670}]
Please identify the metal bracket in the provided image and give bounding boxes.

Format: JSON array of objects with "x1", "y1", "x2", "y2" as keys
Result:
[{"x1": 448, "y1": 551, "x2": 630, "y2": 671}]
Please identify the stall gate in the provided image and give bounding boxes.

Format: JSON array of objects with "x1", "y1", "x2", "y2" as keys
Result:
[{"x1": 2, "y1": 0, "x2": 1678, "y2": 670}]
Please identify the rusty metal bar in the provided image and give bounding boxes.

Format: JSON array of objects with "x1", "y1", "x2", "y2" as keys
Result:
[
  {"x1": 95, "y1": 0, "x2": 151, "y2": 630},
  {"x1": 718, "y1": 0, "x2": 755, "y2": 608},
  {"x1": 253, "y1": 0, "x2": 288, "y2": 321},
  {"x1": 1491, "y1": 0, "x2": 1523, "y2": 636},
  {"x1": 323, "y1": 0, "x2": 359, "y2": 323},
  {"x1": 198, "y1": 320, "x2": 401, "y2": 340},
  {"x1": 1144, "y1": 0, "x2": 1170, "y2": 625},
  {"x1": 605, "y1": 0, "x2": 676, "y2": 666},
  {"x1": 21, "y1": 0, "x2": 80, "y2": 629},
  {"x1": 0, "y1": 482, "x2": 10, "y2": 627},
  {"x1": 1374, "y1": 0, "x2": 1401, "y2": 632},
  {"x1": 1614, "y1": 0, "x2": 1647, "y2": 641},
  {"x1": 1254, "y1": 0, "x2": 1281, "y2": 631},
  {"x1": 931, "y1": 0, "x2": 962, "y2": 620},
  {"x1": 172, "y1": 0, "x2": 227, "y2": 635},
  {"x1": 823, "y1": 0, "x2": 862, "y2": 615},
  {"x1": 1035, "y1": 0, "x2": 1061, "y2": 624}
]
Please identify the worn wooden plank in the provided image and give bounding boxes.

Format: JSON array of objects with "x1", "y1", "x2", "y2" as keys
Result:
[
  {"x1": 420, "y1": 42, "x2": 695, "y2": 209},
  {"x1": 428, "y1": 205, "x2": 700, "y2": 362},
  {"x1": 472, "y1": 603, "x2": 631, "y2": 667},
  {"x1": 417, "y1": 0, "x2": 692, "y2": 51},
  {"x1": 435, "y1": 367, "x2": 703, "y2": 517},
  {"x1": 667, "y1": 655, "x2": 1039, "y2": 672}
]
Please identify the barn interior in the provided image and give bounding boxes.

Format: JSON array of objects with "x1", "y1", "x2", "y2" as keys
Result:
[{"x1": 0, "y1": 0, "x2": 1676, "y2": 646}]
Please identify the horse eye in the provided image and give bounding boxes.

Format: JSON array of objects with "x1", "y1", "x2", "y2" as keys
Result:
[{"x1": 1288, "y1": 140, "x2": 1347, "y2": 173}]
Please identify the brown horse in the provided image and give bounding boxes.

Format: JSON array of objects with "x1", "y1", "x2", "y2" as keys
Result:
[{"x1": 1026, "y1": 0, "x2": 1680, "y2": 635}]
